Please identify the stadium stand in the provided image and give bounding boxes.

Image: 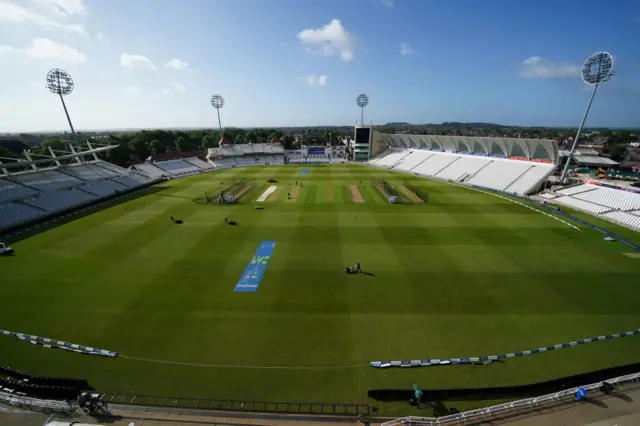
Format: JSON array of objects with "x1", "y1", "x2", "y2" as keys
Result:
[
  {"x1": 9, "y1": 169, "x2": 84, "y2": 192},
  {"x1": 368, "y1": 134, "x2": 557, "y2": 195},
  {"x1": 152, "y1": 159, "x2": 202, "y2": 176},
  {"x1": 81, "y1": 180, "x2": 128, "y2": 196},
  {"x1": 206, "y1": 142, "x2": 286, "y2": 168},
  {"x1": 133, "y1": 162, "x2": 168, "y2": 178},
  {"x1": 185, "y1": 157, "x2": 214, "y2": 169},
  {"x1": 24, "y1": 188, "x2": 96, "y2": 212},
  {"x1": 0, "y1": 178, "x2": 38, "y2": 202},
  {"x1": 548, "y1": 183, "x2": 640, "y2": 230},
  {"x1": 63, "y1": 164, "x2": 115, "y2": 180},
  {"x1": 0, "y1": 161, "x2": 157, "y2": 232},
  {"x1": 0, "y1": 203, "x2": 44, "y2": 229}
]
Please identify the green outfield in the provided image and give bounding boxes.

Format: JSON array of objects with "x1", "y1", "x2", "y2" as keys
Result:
[{"x1": 1, "y1": 164, "x2": 639, "y2": 416}]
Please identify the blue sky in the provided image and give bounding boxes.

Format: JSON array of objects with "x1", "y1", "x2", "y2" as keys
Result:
[{"x1": 0, "y1": 0, "x2": 639, "y2": 132}]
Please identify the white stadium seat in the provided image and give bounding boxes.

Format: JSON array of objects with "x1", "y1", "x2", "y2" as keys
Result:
[
  {"x1": 467, "y1": 160, "x2": 532, "y2": 191},
  {"x1": 435, "y1": 156, "x2": 491, "y2": 181}
]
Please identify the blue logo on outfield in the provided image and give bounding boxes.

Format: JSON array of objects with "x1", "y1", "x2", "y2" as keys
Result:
[
  {"x1": 301, "y1": 168, "x2": 309, "y2": 174},
  {"x1": 234, "y1": 241, "x2": 276, "y2": 292}
]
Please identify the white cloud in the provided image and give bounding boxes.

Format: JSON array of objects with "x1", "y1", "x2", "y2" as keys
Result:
[
  {"x1": 164, "y1": 59, "x2": 189, "y2": 71},
  {"x1": 41, "y1": 0, "x2": 87, "y2": 16},
  {"x1": 305, "y1": 75, "x2": 328, "y2": 86},
  {"x1": 171, "y1": 82, "x2": 187, "y2": 94},
  {"x1": 520, "y1": 56, "x2": 581, "y2": 78},
  {"x1": 3, "y1": 38, "x2": 86, "y2": 63},
  {"x1": 297, "y1": 19, "x2": 356, "y2": 62},
  {"x1": 0, "y1": 45, "x2": 18, "y2": 59},
  {"x1": 381, "y1": 0, "x2": 394, "y2": 7},
  {"x1": 0, "y1": 0, "x2": 87, "y2": 36},
  {"x1": 400, "y1": 42, "x2": 413, "y2": 56},
  {"x1": 124, "y1": 86, "x2": 142, "y2": 95},
  {"x1": 96, "y1": 32, "x2": 109, "y2": 45},
  {"x1": 120, "y1": 53, "x2": 157, "y2": 71}
]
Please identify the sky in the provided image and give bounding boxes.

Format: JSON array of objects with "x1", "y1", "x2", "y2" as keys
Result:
[{"x1": 0, "y1": 0, "x2": 639, "y2": 132}]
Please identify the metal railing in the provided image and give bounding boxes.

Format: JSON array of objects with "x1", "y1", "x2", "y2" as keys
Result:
[
  {"x1": 0, "y1": 390, "x2": 76, "y2": 414},
  {"x1": 99, "y1": 392, "x2": 374, "y2": 416},
  {"x1": 381, "y1": 372, "x2": 640, "y2": 425}
]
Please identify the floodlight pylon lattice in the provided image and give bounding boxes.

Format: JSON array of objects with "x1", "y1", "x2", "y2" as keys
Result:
[
  {"x1": 560, "y1": 52, "x2": 614, "y2": 183},
  {"x1": 210, "y1": 94, "x2": 225, "y2": 135},
  {"x1": 356, "y1": 93, "x2": 369, "y2": 125},
  {"x1": 46, "y1": 69, "x2": 77, "y2": 140}
]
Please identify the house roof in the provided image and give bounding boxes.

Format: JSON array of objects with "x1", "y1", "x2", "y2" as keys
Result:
[{"x1": 573, "y1": 156, "x2": 619, "y2": 166}]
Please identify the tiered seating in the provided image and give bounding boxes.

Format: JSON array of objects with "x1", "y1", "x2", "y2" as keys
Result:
[
  {"x1": 467, "y1": 161, "x2": 532, "y2": 191},
  {"x1": 24, "y1": 188, "x2": 95, "y2": 212},
  {"x1": 572, "y1": 186, "x2": 640, "y2": 211},
  {"x1": 0, "y1": 160, "x2": 156, "y2": 231},
  {"x1": 220, "y1": 146, "x2": 243, "y2": 156},
  {"x1": 0, "y1": 178, "x2": 38, "y2": 203},
  {"x1": 212, "y1": 158, "x2": 237, "y2": 168},
  {"x1": 368, "y1": 150, "x2": 392, "y2": 165},
  {"x1": 375, "y1": 150, "x2": 412, "y2": 167},
  {"x1": 394, "y1": 151, "x2": 433, "y2": 172},
  {"x1": 0, "y1": 202, "x2": 44, "y2": 228},
  {"x1": 369, "y1": 149, "x2": 554, "y2": 195},
  {"x1": 113, "y1": 172, "x2": 152, "y2": 187},
  {"x1": 412, "y1": 153, "x2": 459, "y2": 176},
  {"x1": 154, "y1": 159, "x2": 201, "y2": 175},
  {"x1": 96, "y1": 161, "x2": 128, "y2": 174},
  {"x1": 239, "y1": 145, "x2": 254, "y2": 154},
  {"x1": 252, "y1": 144, "x2": 266, "y2": 154},
  {"x1": 184, "y1": 158, "x2": 213, "y2": 169},
  {"x1": 272, "y1": 145, "x2": 284, "y2": 153},
  {"x1": 552, "y1": 196, "x2": 611, "y2": 214},
  {"x1": 10, "y1": 170, "x2": 83, "y2": 192},
  {"x1": 504, "y1": 165, "x2": 554, "y2": 195},
  {"x1": 81, "y1": 180, "x2": 127, "y2": 196},
  {"x1": 435, "y1": 156, "x2": 491, "y2": 181},
  {"x1": 64, "y1": 164, "x2": 115, "y2": 180},
  {"x1": 601, "y1": 211, "x2": 640, "y2": 230},
  {"x1": 135, "y1": 163, "x2": 168, "y2": 178},
  {"x1": 555, "y1": 184, "x2": 597, "y2": 196}
]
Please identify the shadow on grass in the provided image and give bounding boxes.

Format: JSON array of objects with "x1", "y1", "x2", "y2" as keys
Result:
[
  {"x1": 361, "y1": 271, "x2": 376, "y2": 277},
  {"x1": 368, "y1": 362, "x2": 640, "y2": 403},
  {"x1": 2, "y1": 185, "x2": 169, "y2": 244}
]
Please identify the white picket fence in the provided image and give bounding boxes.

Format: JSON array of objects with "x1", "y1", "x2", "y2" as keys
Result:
[{"x1": 382, "y1": 372, "x2": 640, "y2": 426}]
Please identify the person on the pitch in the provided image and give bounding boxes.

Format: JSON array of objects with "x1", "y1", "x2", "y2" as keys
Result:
[
  {"x1": 355, "y1": 262, "x2": 362, "y2": 273},
  {"x1": 170, "y1": 216, "x2": 175, "y2": 223}
]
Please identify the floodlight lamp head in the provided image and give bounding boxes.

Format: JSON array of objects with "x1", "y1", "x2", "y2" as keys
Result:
[
  {"x1": 356, "y1": 93, "x2": 369, "y2": 108},
  {"x1": 46, "y1": 69, "x2": 74, "y2": 96},
  {"x1": 210, "y1": 94, "x2": 225, "y2": 109},
  {"x1": 581, "y1": 52, "x2": 613, "y2": 85}
]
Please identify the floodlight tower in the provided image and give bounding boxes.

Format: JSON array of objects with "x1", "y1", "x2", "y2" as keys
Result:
[
  {"x1": 559, "y1": 52, "x2": 614, "y2": 184},
  {"x1": 210, "y1": 94, "x2": 225, "y2": 135},
  {"x1": 46, "y1": 69, "x2": 77, "y2": 141},
  {"x1": 356, "y1": 93, "x2": 369, "y2": 125}
]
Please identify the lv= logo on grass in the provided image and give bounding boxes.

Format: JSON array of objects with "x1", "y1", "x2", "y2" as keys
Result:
[{"x1": 233, "y1": 241, "x2": 276, "y2": 292}]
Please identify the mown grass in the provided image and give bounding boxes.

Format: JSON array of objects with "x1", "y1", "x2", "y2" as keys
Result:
[{"x1": 0, "y1": 164, "x2": 638, "y2": 417}]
